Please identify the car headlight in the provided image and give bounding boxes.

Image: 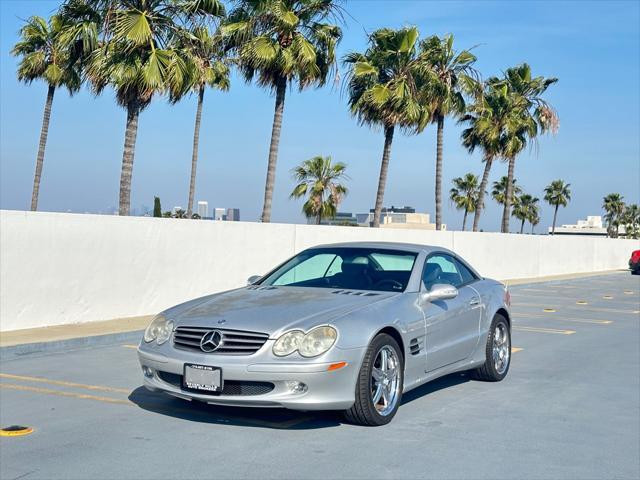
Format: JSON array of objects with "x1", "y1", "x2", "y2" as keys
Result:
[
  {"x1": 143, "y1": 315, "x2": 174, "y2": 345},
  {"x1": 273, "y1": 326, "x2": 337, "y2": 358},
  {"x1": 272, "y1": 330, "x2": 305, "y2": 356}
]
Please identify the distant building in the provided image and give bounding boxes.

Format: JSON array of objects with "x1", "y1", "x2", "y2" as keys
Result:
[
  {"x1": 197, "y1": 201, "x2": 209, "y2": 219},
  {"x1": 214, "y1": 208, "x2": 226, "y2": 221},
  {"x1": 311, "y1": 212, "x2": 358, "y2": 226},
  {"x1": 355, "y1": 206, "x2": 443, "y2": 230},
  {"x1": 226, "y1": 208, "x2": 240, "y2": 221},
  {"x1": 550, "y1": 215, "x2": 623, "y2": 236}
]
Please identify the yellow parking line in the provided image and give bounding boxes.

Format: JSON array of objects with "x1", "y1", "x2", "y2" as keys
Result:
[
  {"x1": 122, "y1": 344, "x2": 138, "y2": 349},
  {"x1": 514, "y1": 326, "x2": 576, "y2": 335},
  {"x1": 0, "y1": 373, "x2": 130, "y2": 394},
  {"x1": 512, "y1": 347, "x2": 523, "y2": 353},
  {"x1": 0, "y1": 383, "x2": 132, "y2": 406},
  {"x1": 513, "y1": 302, "x2": 638, "y2": 315},
  {"x1": 513, "y1": 312, "x2": 612, "y2": 325}
]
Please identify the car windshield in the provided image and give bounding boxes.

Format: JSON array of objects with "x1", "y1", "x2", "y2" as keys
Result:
[{"x1": 259, "y1": 247, "x2": 417, "y2": 292}]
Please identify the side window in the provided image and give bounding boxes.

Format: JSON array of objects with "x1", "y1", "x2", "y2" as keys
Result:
[
  {"x1": 272, "y1": 254, "x2": 337, "y2": 285},
  {"x1": 423, "y1": 254, "x2": 463, "y2": 289},
  {"x1": 453, "y1": 258, "x2": 477, "y2": 285}
]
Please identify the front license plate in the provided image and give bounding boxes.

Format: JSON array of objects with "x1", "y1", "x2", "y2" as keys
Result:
[{"x1": 183, "y1": 364, "x2": 223, "y2": 392}]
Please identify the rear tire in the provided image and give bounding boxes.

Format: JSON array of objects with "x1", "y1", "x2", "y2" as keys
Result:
[
  {"x1": 471, "y1": 314, "x2": 511, "y2": 382},
  {"x1": 343, "y1": 334, "x2": 404, "y2": 426}
]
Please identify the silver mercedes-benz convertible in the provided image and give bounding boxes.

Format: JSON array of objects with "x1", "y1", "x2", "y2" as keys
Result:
[{"x1": 138, "y1": 242, "x2": 512, "y2": 426}]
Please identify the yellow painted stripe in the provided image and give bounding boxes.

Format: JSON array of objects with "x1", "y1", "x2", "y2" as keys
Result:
[
  {"x1": 0, "y1": 373, "x2": 130, "y2": 394},
  {"x1": 513, "y1": 302, "x2": 638, "y2": 315},
  {"x1": 0, "y1": 383, "x2": 132, "y2": 406},
  {"x1": 513, "y1": 312, "x2": 612, "y2": 325},
  {"x1": 121, "y1": 344, "x2": 138, "y2": 349},
  {"x1": 512, "y1": 347, "x2": 523, "y2": 353},
  {"x1": 514, "y1": 326, "x2": 576, "y2": 335}
]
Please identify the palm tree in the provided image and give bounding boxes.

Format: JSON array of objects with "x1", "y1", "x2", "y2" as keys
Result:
[
  {"x1": 170, "y1": 26, "x2": 229, "y2": 217},
  {"x1": 12, "y1": 14, "x2": 83, "y2": 211},
  {"x1": 83, "y1": 0, "x2": 222, "y2": 216},
  {"x1": 344, "y1": 27, "x2": 428, "y2": 227},
  {"x1": 544, "y1": 179, "x2": 571, "y2": 235},
  {"x1": 449, "y1": 173, "x2": 480, "y2": 231},
  {"x1": 489, "y1": 64, "x2": 558, "y2": 233},
  {"x1": 222, "y1": 0, "x2": 343, "y2": 223},
  {"x1": 529, "y1": 210, "x2": 540, "y2": 234},
  {"x1": 492, "y1": 176, "x2": 522, "y2": 208},
  {"x1": 418, "y1": 34, "x2": 478, "y2": 231},
  {"x1": 512, "y1": 193, "x2": 539, "y2": 234},
  {"x1": 290, "y1": 155, "x2": 348, "y2": 225},
  {"x1": 622, "y1": 204, "x2": 640, "y2": 239},
  {"x1": 602, "y1": 193, "x2": 626, "y2": 238},
  {"x1": 461, "y1": 82, "x2": 520, "y2": 232}
]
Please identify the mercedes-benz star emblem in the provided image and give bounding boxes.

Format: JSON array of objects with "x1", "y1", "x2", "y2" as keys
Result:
[{"x1": 200, "y1": 330, "x2": 223, "y2": 353}]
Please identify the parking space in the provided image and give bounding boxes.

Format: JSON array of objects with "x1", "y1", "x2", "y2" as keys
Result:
[{"x1": 1, "y1": 272, "x2": 639, "y2": 479}]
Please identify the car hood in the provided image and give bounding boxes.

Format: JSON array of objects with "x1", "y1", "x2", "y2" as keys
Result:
[{"x1": 165, "y1": 286, "x2": 396, "y2": 337}]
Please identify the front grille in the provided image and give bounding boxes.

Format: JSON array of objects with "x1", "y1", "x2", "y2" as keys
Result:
[
  {"x1": 157, "y1": 371, "x2": 274, "y2": 396},
  {"x1": 173, "y1": 326, "x2": 269, "y2": 355}
]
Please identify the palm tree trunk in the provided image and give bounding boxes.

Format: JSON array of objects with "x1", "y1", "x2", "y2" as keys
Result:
[
  {"x1": 472, "y1": 156, "x2": 492, "y2": 232},
  {"x1": 260, "y1": 77, "x2": 287, "y2": 223},
  {"x1": 30, "y1": 84, "x2": 56, "y2": 211},
  {"x1": 520, "y1": 218, "x2": 525, "y2": 234},
  {"x1": 316, "y1": 214, "x2": 321, "y2": 225},
  {"x1": 118, "y1": 101, "x2": 140, "y2": 216},
  {"x1": 551, "y1": 204, "x2": 559, "y2": 235},
  {"x1": 462, "y1": 209, "x2": 468, "y2": 231},
  {"x1": 187, "y1": 85, "x2": 205, "y2": 218},
  {"x1": 501, "y1": 157, "x2": 516, "y2": 233},
  {"x1": 435, "y1": 115, "x2": 444, "y2": 230},
  {"x1": 531, "y1": 223, "x2": 534, "y2": 234},
  {"x1": 372, "y1": 125, "x2": 395, "y2": 228}
]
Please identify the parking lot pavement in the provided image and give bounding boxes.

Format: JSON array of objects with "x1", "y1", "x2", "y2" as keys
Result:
[{"x1": 1, "y1": 273, "x2": 639, "y2": 480}]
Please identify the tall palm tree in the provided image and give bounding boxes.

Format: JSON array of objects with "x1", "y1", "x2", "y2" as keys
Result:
[
  {"x1": 461, "y1": 82, "x2": 519, "y2": 232},
  {"x1": 492, "y1": 176, "x2": 522, "y2": 208},
  {"x1": 529, "y1": 210, "x2": 540, "y2": 234},
  {"x1": 12, "y1": 14, "x2": 82, "y2": 211},
  {"x1": 85, "y1": 0, "x2": 222, "y2": 216},
  {"x1": 344, "y1": 27, "x2": 428, "y2": 227},
  {"x1": 544, "y1": 179, "x2": 571, "y2": 235},
  {"x1": 449, "y1": 173, "x2": 480, "y2": 231},
  {"x1": 512, "y1": 193, "x2": 539, "y2": 234},
  {"x1": 489, "y1": 64, "x2": 558, "y2": 233},
  {"x1": 222, "y1": 0, "x2": 343, "y2": 223},
  {"x1": 418, "y1": 34, "x2": 478, "y2": 231},
  {"x1": 170, "y1": 26, "x2": 229, "y2": 217},
  {"x1": 622, "y1": 204, "x2": 640, "y2": 239},
  {"x1": 290, "y1": 155, "x2": 348, "y2": 224},
  {"x1": 602, "y1": 193, "x2": 625, "y2": 238}
]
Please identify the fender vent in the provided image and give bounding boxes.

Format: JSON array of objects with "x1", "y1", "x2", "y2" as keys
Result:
[{"x1": 409, "y1": 338, "x2": 422, "y2": 356}]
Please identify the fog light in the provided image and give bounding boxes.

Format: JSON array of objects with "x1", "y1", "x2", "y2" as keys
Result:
[
  {"x1": 142, "y1": 366, "x2": 154, "y2": 378},
  {"x1": 285, "y1": 381, "x2": 307, "y2": 394}
]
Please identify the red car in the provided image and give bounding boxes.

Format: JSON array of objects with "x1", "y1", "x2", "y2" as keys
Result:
[{"x1": 630, "y1": 250, "x2": 640, "y2": 274}]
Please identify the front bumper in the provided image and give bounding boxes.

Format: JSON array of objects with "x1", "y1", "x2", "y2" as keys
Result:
[{"x1": 137, "y1": 340, "x2": 366, "y2": 410}]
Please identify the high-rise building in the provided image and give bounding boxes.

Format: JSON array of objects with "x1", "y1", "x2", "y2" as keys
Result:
[
  {"x1": 226, "y1": 208, "x2": 240, "y2": 221},
  {"x1": 197, "y1": 201, "x2": 209, "y2": 219},
  {"x1": 214, "y1": 208, "x2": 226, "y2": 221}
]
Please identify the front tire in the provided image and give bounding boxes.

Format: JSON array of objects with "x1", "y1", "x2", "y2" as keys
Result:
[
  {"x1": 343, "y1": 334, "x2": 404, "y2": 426},
  {"x1": 471, "y1": 313, "x2": 511, "y2": 382}
]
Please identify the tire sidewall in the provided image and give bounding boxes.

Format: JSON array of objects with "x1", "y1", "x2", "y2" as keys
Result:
[
  {"x1": 487, "y1": 315, "x2": 511, "y2": 380},
  {"x1": 361, "y1": 334, "x2": 404, "y2": 425}
]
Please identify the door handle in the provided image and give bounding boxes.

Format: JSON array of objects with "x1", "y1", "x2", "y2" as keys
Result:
[{"x1": 469, "y1": 298, "x2": 481, "y2": 306}]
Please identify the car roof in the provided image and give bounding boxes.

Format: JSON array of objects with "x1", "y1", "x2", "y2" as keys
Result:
[{"x1": 309, "y1": 241, "x2": 454, "y2": 255}]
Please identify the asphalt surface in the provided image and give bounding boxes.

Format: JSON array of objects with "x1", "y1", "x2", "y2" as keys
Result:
[{"x1": 1, "y1": 272, "x2": 639, "y2": 480}]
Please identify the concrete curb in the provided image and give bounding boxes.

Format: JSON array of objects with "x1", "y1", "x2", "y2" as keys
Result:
[{"x1": 0, "y1": 330, "x2": 143, "y2": 361}]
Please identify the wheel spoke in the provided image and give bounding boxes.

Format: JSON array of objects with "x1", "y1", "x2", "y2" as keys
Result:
[
  {"x1": 381, "y1": 385, "x2": 391, "y2": 406},
  {"x1": 372, "y1": 367, "x2": 383, "y2": 382},
  {"x1": 380, "y1": 349, "x2": 388, "y2": 372},
  {"x1": 372, "y1": 384, "x2": 383, "y2": 404}
]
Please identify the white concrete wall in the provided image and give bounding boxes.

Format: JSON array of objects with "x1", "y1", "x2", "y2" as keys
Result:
[{"x1": 1, "y1": 210, "x2": 637, "y2": 332}]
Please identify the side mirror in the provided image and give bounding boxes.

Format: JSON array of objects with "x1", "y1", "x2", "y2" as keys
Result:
[
  {"x1": 421, "y1": 283, "x2": 458, "y2": 303},
  {"x1": 247, "y1": 275, "x2": 262, "y2": 285}
]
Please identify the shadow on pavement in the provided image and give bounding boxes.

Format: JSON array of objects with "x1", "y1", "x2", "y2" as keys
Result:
[
  {"x1": 128, "y1": 387, "x2": 342, "y2": 430},
  {"x1": 401, "y1": 372, "x2": 470, "y2": 405}
]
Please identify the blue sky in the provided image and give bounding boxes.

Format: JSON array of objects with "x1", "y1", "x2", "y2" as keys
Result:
[{"x1": 1, "y1": 0, "x2": 638, "y2": 231}]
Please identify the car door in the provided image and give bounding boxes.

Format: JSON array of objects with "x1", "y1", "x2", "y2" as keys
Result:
[{"x1": 421, "y1": 253, "x2": 482, "y2": 372}]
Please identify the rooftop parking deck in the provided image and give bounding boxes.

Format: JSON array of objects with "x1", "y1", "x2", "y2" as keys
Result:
[{"x1": 1, "y1": 272, "x2": 639, "y2": 480}]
